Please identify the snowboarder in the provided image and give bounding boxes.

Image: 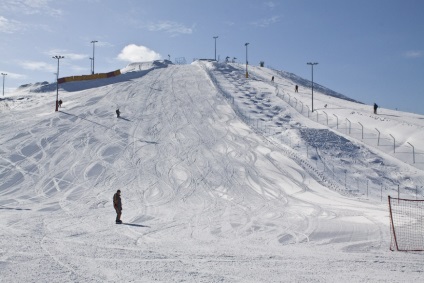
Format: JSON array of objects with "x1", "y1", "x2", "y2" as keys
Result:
[
  {"x1": 58, "y1": 99, "x2": 63, "y2": 108},
  {"x1": 271, "y1": 76, "x2": 274, "y2": 82},
  {"x1": 113, "y1": 190, "x2": 122, "y2": 224},
  {"x1": 373, "y1": 103, "x2": 378, "y2": 114},
  {"x1": 295, "y1": 85, "x2": 299, "y2": 93},
  {"x1": 116, "y1": 109, "x2": 120, "y2": 118}
]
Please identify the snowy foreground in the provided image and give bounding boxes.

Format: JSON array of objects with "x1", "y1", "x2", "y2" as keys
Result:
[{"x1": 1, "y1": 61, "x2": 424, "y2": 282}]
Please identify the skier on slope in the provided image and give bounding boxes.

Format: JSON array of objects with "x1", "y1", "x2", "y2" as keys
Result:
[
  {"x1": 113, "y1": 190, "x2": 122, "y2": 224},
  {"x1": 373, "y1": 103, "x2": 378, "y2": 114},
  {"x1": 116, "y1": 108, "x2": 120, "y2": 118}
]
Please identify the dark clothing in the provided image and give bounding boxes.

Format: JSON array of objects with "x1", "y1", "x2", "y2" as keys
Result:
[
  {"x1": 373, "y1": 103, "x2": 378, "y2": 114},
  {"x1": 113, "y1": 193, "x2": 122, "y2": 209},
  {"x1": 271, "y1": 76, "x2": 274, "y2": 82},
  {"x1": 58, "y1": 100, "x2": 63, "y2": 107},
  {"x1": 115, "y1": 207, "x2": 122, "y2": 222},
  {"x1": 295, "y1": 85, "x2": 299, "y2": 93},
  {"x1": 113, "y1": 192, "x2": 122, "y2": 222},
  {"x1": 116, "y1": 109, "x2": 120, "y2": 118}
]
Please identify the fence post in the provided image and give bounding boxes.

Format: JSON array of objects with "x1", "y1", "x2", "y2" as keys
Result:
[
  {"x1": 375, "y1": 128, "x2": 380, "y2": 146},
  {"x1": 407, "y1": 142, "x2": 415, "y2": 164},
  {"x1": 358, "y1": 122, "x2": 364, "y2": 139},
  {"x1": 389, "y1": 134, "x2": 396, "y2": 153},
  {"x1": 333, "y1": 114, "x2": 338, "y2": 129},
  {"x1": 323, "y1": 111, "x2": 328, "y2": 125},
  {"x1": 346, "y1": 118, "x2": 351, "y2": 134}
]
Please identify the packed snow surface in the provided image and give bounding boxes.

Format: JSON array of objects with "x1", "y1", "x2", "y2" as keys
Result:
[{"x1": 1, "y1": 61, "x2": 424, "y2": 282}]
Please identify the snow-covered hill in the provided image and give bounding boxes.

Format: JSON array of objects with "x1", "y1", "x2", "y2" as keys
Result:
[{"x1": 1, "y1": 61, "x2": 424, "y2": 282}]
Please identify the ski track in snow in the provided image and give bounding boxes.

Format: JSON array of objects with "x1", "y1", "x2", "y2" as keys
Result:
[{"x1": 1, "y1": 61, "x2": 424, "y2": 282}]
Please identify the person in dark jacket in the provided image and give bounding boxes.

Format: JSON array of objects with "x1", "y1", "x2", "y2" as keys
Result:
[
  {"x1": 295, "y1": 85, "x2": 299, "y2": 93},
  {"x1": 116, "y1": 109, "x2": 120, "y2": 118},
  {"x1": 113, "y1": 190, "x2": 122, "y2": 224},
  {"x1": 373, "y1": 103, "x2": 378, "y2": 114}
]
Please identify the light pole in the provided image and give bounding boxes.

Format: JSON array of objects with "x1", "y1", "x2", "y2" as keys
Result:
[
  {"x1": 91, "y1": 40, "x2": 98, "y2": 74},
  {"x1": 213, "y1": 36, "x2": 218, "y2": 61},
  {"x1": 1, "y1": 73, "x2": 7, "y2": 96},
  {"x1": 307, "y1": 62, "x2": 318, "y2": 112},
  {"x1": 89, "y1": 57, "x2": 93, "y2": 74},
  {"x1": 245, "y1": 42, "x2": 249, "y2": 78},
  {"x1": 52, "y1": 55, "x2": 64, "y2": 112}
]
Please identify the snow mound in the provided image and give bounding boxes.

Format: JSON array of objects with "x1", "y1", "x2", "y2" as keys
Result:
[{"x1": 120, "y1": 60, "x2": 173, "y2": 74}]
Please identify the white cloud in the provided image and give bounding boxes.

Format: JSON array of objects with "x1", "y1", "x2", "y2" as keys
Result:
[
  {"x1": 147, "y1": 21, "x2": 194, "y2": 36},
  {"x1": 117, "y1": 44, "x2": 161, "y2": 63},
  {"x1": 403, "y1": 50, "x2": 422, "y2": 59},
  {"x1": 251, "y1": 16, "x2": 280, "y2": 27},
  {"x1": 46, "y1": 49, "x2": 88, "y2": 60},
  {"x1": 19, "y1": 61, "x2": 55, "y2": 72},
  {"x1": 0, "y1": 16, "x2": 24, "y2": 33}
]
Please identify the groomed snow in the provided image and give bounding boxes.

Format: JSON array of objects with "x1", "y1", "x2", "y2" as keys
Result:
[{"x1": 1, "y1": 61, "x2": 424, "y2": 282}]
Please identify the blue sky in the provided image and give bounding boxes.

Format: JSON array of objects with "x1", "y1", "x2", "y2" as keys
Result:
[{"x1": 1, "y1": 0, "x2": 423, "y2": 114}]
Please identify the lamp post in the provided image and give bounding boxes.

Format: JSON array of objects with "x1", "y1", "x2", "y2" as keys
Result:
[
  {"x1": 245, "y1": 42, "x2": 249, "y2": 78},
  {"x1": 213, "y1": 36, "x2": 218, "y2": 61},
  {"x1": 1, "y1": 73, "x2": 6, "y2": 96},
  {"x1": 52, "y1": 55, "x2": 64, "y2": 112},
  {"x1": 307, "y1": 62, "x2": 318, "y2": 112},
  {"x1": 89, "y1": 57, "x2": 93, "y2": 74},
  {"x1": 91, "y1": 40, "x2": 98, "y2": 74}
]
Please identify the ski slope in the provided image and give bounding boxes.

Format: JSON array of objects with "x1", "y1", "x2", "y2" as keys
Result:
[{"x1": 1, "y1": 61, "x2": 424, "y2": 282}]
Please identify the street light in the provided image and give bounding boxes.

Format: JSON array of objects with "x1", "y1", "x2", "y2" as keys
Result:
[
  {"x1": 1, "y1": 73, "x2": 7, "y2": 96},
  {"x1": 52, "y1": 55, "x2": 64, "y2": 112},
  {"x1": 307, "y1": 62, "x2": 318, "y2": 112},
  {"x1": 89, "y1": 57, "x2": 93, "y2": 74},
  {"x1": 91, "y1": 40, "x2": 98, "y2": 74},
  {"x1": 213, "y1": 36, "x2": 218, "y2": 61},
  {"x1": 245, "y1": 43, "x2": 249, "y2": 78}
]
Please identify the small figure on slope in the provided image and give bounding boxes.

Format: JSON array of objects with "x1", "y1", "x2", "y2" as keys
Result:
[
  {"x1": 373, "y1": 103, "x2": 378, "y2": 114},
  {"x1": 116, "y1": 108, "x2": 120, "y2": 118},
  {"x1": 295, "y1": 85, "x2": 299, "y2": 93},
  {"x1": 271, "y1": 76, "x2": 274, "y2": 82},
  {"x1": 113, "y1": 190, "x2": 122, "y2": 224}
]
